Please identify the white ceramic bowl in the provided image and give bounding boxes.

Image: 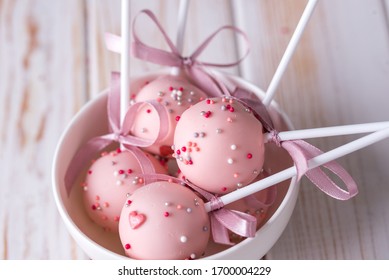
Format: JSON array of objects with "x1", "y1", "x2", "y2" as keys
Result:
[{"x1": 52, "y1": 72, "x2": 299, "y2": 259}]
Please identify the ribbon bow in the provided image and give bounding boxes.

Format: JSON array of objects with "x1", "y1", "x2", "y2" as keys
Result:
[
  {"x1": 183, "y1": 179, "x2": 257, "y2": 245},
  {"x1": 64, "y1": 72, "x2": 169, "y2": 196},
  {"x1": 232, "y1": 90, "x2": 358, "y2": 200},
  {"x1": 105, "y1": 9, "x2": 250, "y2": 98}
]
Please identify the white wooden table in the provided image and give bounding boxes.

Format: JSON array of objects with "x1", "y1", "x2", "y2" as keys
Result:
[{"x1": 1, "y1": 0, "x2": 389, "y2": 259}]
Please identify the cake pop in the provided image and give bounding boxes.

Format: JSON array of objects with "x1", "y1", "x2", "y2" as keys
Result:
[
  {"x1": 83, "y1": 149, "x2": 167, "y2": 232},
  {"x1": 130, "y1": 75, "x2": 208, "y2": 157},
  {"x1": 173, "y1": 96, "x2": 265, "y2": 194},
  {"x1": 119, "y1": 181, "x2": 210, "y2": 260}
]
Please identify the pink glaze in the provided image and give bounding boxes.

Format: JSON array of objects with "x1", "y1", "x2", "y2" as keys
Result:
[
  {"x1": 173, "y1": 96, "x2": 265, "y2": 194},
  {"x1": 83, "y1": 149, "x2": 167, "y2": 232},
  {"x1": 131, "y1": 75, "x2": 208, "y2": 157},
  {"x1": 119, "y1": 181, "x2": 210, "y2": 260}
]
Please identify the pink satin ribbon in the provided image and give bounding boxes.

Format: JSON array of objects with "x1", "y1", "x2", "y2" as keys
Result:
[
  {"x1": 64, "y1": 72, "x2": 169, "y2": 196},
  {"x1": 184, "y1": 179, "x2": 257, "y2": 245},
  {"x1": 269, "y1": 132, "x2": 358, "y2": 200},
  {"x1": 105, "y1": 9, "x2": 250, "y2": 98},
  {"x1": 227, "y1": 90, "x2": 359, "y2": 200}
]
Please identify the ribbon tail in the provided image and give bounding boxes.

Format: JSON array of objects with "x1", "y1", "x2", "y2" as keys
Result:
[
  {"x1": 282, "y1": 139, "x2": 358, "y2": 200},
  {"x1": 120, "y1": 99, "x2": 170, "y2": 147},
  {"x1": 124, "y1": 145, "x2": 156, "y2": 185},
  {"x1": 211, "y1": 209, "x2": 257, "y2": 245},
  {"x1": 64, "y1": 137, "x2": 112, "y2": 196},
  {"x1": 281, "y1": 140, "x2": 310, "y2": 180},
  {"x1": 210, "y1": 213, "x2": 234, "y2": 246}
]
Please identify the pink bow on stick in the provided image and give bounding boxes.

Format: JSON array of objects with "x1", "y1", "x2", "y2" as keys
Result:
[
  {"x1": 232, "y1": 93, "x2": 358, "y2": 201},
  {"x1": 64, "y1": 72, "x2": 169, "y2": 196},
  {"x1": 105, "y1": 9, "x2": 250, "y2": 98}
]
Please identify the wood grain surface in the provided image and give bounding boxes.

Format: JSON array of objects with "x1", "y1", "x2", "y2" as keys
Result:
[{"x1": 1, "y1": 0, "x2": 389, "y2": 259}]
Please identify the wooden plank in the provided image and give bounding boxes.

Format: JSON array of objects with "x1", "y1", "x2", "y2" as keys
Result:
[
  {"x1": 0, "y1": 0, "x2": 88, "y2": 259},
  {"x1": 232, "y1": 0, "x2": 389, "y2": 259}
]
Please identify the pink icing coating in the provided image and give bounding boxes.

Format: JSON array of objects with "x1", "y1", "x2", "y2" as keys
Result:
[
  {"x1": 173, "y1": 97, "x2": 265, "y2": 194},
  {"x1": 131, "y1": 75, "x2": 208, "y2": 157},
  {"x1": 83, "y1": 149, "x2": 167, "y2": 232},
  {"x1": 119, "y1": 181, "x2": 210, "y2": 260}
]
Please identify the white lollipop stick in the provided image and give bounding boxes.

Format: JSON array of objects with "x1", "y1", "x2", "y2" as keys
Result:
[
  {"x1": 171, "y1": 0, "x2": 190, "y2": 76},
  {"x1": 120, "y1": 0, "x2": 131, "y2": 125},
  {"x1": 205, "y1": 127, "x2": 389, "y2": 212},
  {"x1": 262, "y1": 0, "x2": 319, "y2": 107},
  {"x1": 264, "y1": 121, "x2": 389, "y2": 142}
]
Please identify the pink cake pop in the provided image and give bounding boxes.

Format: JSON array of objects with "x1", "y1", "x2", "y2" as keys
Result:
[
  {"x1": 130, "y1": 75, "x2": 208, "y2": 157},
  {"x1": 83, "y1": 149, "x2": 167, "y2": 232},
  {"x1": 173, "y1": 96, "x2": 265, "y2": 194},
  {"x1": 119, "y1": 181, "x2": 210, "y2": 260}
]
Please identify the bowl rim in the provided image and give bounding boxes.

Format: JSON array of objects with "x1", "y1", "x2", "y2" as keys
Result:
[{"x1": 51, "y1": 71, "x2": 299, "y2": 260}]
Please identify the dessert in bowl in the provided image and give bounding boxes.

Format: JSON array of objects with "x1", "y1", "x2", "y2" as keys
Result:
[{"x1": 52, "y1": 71, "x2": 299, "y2": 259}]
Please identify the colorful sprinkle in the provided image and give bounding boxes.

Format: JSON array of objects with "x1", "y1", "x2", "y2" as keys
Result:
[
  {"x1": 164, "y1": 212, "x2": 170, "y2": 217},
  {"x1": 247, "y1": 153, "x2": 253, "y2": 159},
  {"x1": 175, "y1": 116, "x2": 181, "y2": 121},
  {"x1": 124, "y1": 243, "x2": 131, "y2": 250}
]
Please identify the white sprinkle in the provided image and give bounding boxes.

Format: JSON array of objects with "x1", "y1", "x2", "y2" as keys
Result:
[
  {"x1": 177, "y1": 90, "x2": 183, "y2": 96},
  {"x1": 190, "y1": 253, "x2": 196, "y2": 259},
  {"x1": 113, "y1": 171, "x2": 119, "y2": 177},
  {"x1": 141, "y1": 128, "x2": 147, "y2": 133},
  {"x1": 203, "y1": 226, "x2": 208, "y2": 231},
  {"x1": 165, "y1": 202, "x2": 171, "y2": 207},
  {"x1": 237, "y1": 183, "x2": 243, "y2": 188},
  {"x1": 227, "y1": 158, "x2": 234, "y2": 164},
  {"x1": 116, "y1": 180, "x2": 123, "y2": 186},
  {"x1": 186, "y1": 208, "x2": 192, "y2": 213},
  {"x1": 180, "y1": 236, "x2": 188, "y2": 243},
  {"x1": 216, "y1": 128, "x2": 222, "y2": 134},
  {"x1": 230, "y1": 144, "x2": 237, "y2": 150}
]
